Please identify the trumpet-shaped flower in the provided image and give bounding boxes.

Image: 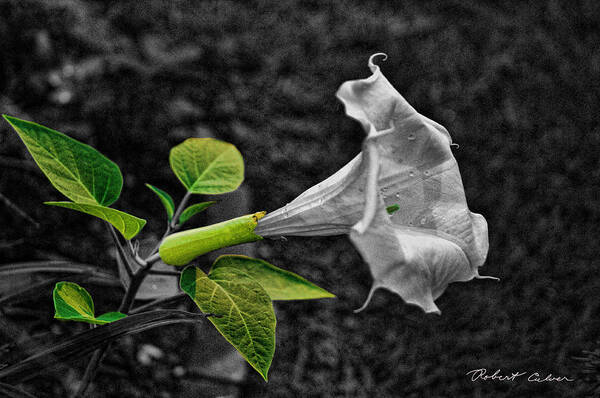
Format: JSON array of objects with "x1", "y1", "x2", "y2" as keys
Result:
[{"x1": 255, "y1": 54, "x2": 495, "y2": 314}]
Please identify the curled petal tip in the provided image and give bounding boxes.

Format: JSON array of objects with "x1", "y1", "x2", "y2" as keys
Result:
[
  {"x1": 354, "y1": 284, "x2": 378, "y2": 313},
  {"x1": 368, "y1": 53, "x2": 388, "y2": 71}
]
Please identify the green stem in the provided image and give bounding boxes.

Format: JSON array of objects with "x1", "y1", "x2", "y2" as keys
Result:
[
  {"x1": 170, "y1": 190, "x2": 192, "y2": 229},
  {"x1": 74, "y1": 194, "x2": 193, "y2": 397},
  {"x1": 73, "y1": 257, "x2": 159, "y2": 398}
]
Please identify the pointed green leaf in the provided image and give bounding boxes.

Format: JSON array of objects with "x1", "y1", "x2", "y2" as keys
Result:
[
  {"x1": 3, "y1": 115, "x2": 123, "y2": 206},
  {"x1": 211, "y1": 255, "x2": 335, "y2": 301},
  {"x1": 45, "y1": 202, "x2": 146, "y2": 240},
  {"x1": 95, "y1": 312, "x2": 128, "y2": 323},
  {"x1": 386, "y1": 204, "x2": 400, "y2": 214},
  {"x1": 178, "y1": 201, "x2": 216, "y2": 225},
  {"x1": 170, "y1": 138, "x2": 244, "y2": 194},
  {"x1": 180, "y1": 266, "x2": 275, "y2": 381},
  {"x1": 53, "y1": 282, "x2": 126, "y2": 325},
  {"x1": 145, "y1": 184, "x2": 175, "y2": 221}
]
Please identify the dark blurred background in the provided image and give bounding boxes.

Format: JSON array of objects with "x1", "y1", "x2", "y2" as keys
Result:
[{"x1": 1, "y1": 0, "x2": 599, "y2": 397}]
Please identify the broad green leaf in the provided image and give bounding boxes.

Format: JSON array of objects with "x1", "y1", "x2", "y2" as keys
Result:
[
  {"x1": 160, "y1": 212, "x2": 265, "y2": 266},
  {"x1": 386, "y1": 204, "x2": 400, "y2": 214},
  {"x1": 211, "y1": 255, "x2": 335, "y2": 300},
  {"x1": 170, "y1": 138, "x2": 244, "y2": 194},
  {"x1": 53, "y1": 282, "x2": 95, "y2": 321},
  {"x1": 145, "y1": 184, "x2": 175, "y2": 221},
  {"x1": 180, "y1": 266, "x2": 275, "y2": 381},
  {"x1": 3, "y1": 115, "x2": 122, "y2": 206},
  {"x1": 53, "y1": 282, "x2": 126, "y2": 325},
  {"x1": 178, "y1": 201, "x2": 216, "y2": 225},
  {"x1": 45, "y1": 201, "x2": 146, "y2": 240}
]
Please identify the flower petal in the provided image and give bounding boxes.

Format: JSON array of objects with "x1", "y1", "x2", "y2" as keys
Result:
[
  {"x1": 350, "y1": 203, "x2": 476, "y2": 314},
  {"x1": 256, "y1": 54, "x2": 492, "y2": 313}
]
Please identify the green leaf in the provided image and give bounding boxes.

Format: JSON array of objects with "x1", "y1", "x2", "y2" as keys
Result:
[
  {"x1": 45, "y1": 201, "x2": 146, "y2": 240},
  {"x1": 3, "y1": 115, "x2": 123, "y2": 206},
  {"x1": 211, "y1": 255, "x2": 335, "y2": 301},
  {"x1": 180, "y1": 266, "x2": 275, "y2": 381},
  {"x1": 178, "y1": 201, "x2": 216, "y2": 225},
  {"x1": 145, "y1": 184, "x2": 175, "y2": 221},
  {"x1": 53, "y1": 282, "x2": 126, "y2": 325},
  {"x1": 386, "y1": 204, "x2": 400, "y2": 214},
  {"x1": 95, "y1": 312, "x2": 128, "y2": 323},
  {"x1": 170, "y1": 138, "x2": 244, "y2": 194}
]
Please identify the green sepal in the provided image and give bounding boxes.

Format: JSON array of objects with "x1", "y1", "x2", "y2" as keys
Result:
[{"x1": 159, "y1": 212, "x2": 265, "y2": 266}]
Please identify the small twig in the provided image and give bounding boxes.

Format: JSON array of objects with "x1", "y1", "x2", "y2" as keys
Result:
[
  {"x1": 72, "y1": 347, "x2": 107, "y2": 398},
  {"x1": 148, "y1": 226, "x2": 170, "y2": 256},
  {"x1": 0, "y1": 192, "x2": 40, "y2": 228},
  {"x1": 127, "y1": 239, "x2": 147, "y2": 267},
  {"x1": 147, "y1": 269, "x2": 180, "y2": 277},
  {"x1": 144, "y1": 253, "x2": 162, "y2": 264},
  {"x1": 129, "y1": 293, "x2": 187, "y2": 315},
  {"x1": 170, "y1": 191, "x2": 192, "y2": 229},
  {"x1": 106, "y1": 224, "x2": 134, "y2": 277}
]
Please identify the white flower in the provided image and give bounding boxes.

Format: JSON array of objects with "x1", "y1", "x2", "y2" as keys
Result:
[{"x1": 255, "y1": 54, "x2": 496, "y2": 314}]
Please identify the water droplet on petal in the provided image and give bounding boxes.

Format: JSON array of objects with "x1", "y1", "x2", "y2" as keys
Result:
[
  {"x1": 424, "y1": 170, "x2": 430, "y2": 176},
  {"x1": 395, "y1": 193, "x2": 400, "y2": 199},
  {"x1": 407, "y1": 134, "x2": 416, "y2": 141},
  {"x1": 409, "y1": 171, "x2": 415, "y2": 177}
]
